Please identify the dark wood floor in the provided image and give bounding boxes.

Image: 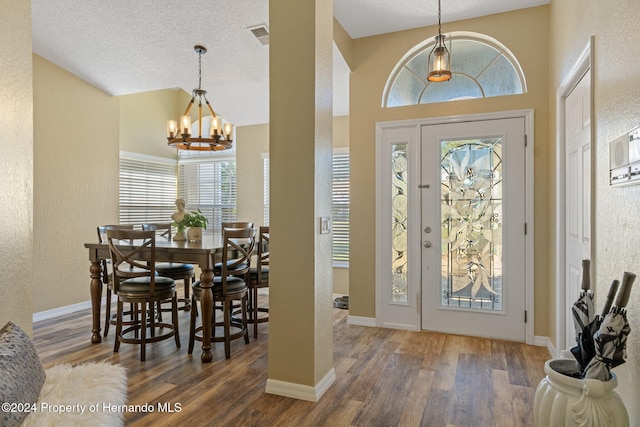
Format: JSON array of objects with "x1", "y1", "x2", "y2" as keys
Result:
[{"x1": 33, "y1": 293, "x2": 550, "y2": 426}]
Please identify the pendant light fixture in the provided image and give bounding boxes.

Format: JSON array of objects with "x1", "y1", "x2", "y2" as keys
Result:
[
  {"x1": 166, "y1": 45, "x2": 233, "y2": 151},
  {"x1": 427, "y1": 0, "x2": 451, "y2": 82}
]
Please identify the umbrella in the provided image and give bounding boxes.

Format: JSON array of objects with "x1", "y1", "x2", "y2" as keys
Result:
[
  {"x1": 570, "y1": 279, "x2": 619, "y2": 373},
  {"x1": 583, "y1": 271, "x2": 635, "y2": 381},
  {"x1": 569, "y1": 259, "x2": 594, "y2": 371}
]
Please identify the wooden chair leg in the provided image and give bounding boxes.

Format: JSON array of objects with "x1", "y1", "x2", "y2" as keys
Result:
[
  {"x1": 253, "y1": 287, "x2": 259, "y2": 339},
  {"x1": 242, "y1": 294, "x2": 249, "y2": 345},
  {"x1": 104, "y1": 287, "x2": 112, "y2": 337},
  {"x1": 224, "y1": 299, "x2": 231, "y2": 359},
  {"x1": 133, "y1": 304, "x2": 139, "y2": 339},
  {"x1": 182, "y1": 275, "x2": 191, "y2": 311},
  {"x1": 149, "y1": 301, "x2": 156, "y2": 338},
  {"x1": 173, "y1": 293, "x2": 181, "y2": 348},
  {"x1": 114, "y1": 299, "x2": 123, "y2": 353},
  {"x1": 140, "y1": 301, "x2": 147, "y2": 362},
  {"x1": 188, "y1": 295, "x2": 196, "y2": 354}
]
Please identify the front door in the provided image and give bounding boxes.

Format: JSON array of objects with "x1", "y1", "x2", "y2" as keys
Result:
[{"x1": 421, "y1": 118, "x2": 526, "y2": 341}]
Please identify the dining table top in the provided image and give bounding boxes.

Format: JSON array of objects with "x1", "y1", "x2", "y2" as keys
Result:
[
  {"x1": 85, "y1": 233, "x2": 233, "y2": 264},
  {"x1": 85, "y1": 232, "x2": 227, "y2": 251}
]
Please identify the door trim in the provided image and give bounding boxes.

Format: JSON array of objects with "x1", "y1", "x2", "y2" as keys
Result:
[
  {"x1": 375, "y1": 109, "x2": 535, "y2": 344},
  {"x1": 555, "y1": 37, "x2": 594, "y2": 355}
]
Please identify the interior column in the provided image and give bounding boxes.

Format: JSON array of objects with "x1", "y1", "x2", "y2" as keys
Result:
[{"x1": 267, "y1": 0, "x2": 335, "y2": 401}]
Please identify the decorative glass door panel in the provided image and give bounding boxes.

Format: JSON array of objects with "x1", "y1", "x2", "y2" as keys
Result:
[
  {"x1": 421, "y1": 118, "x2": 526, "y2": 341},
  {"x1": 440, "y1": 138, "x2": 503, "y2": 311},
  {"x1": 392, "y1": 144, "x2": 408, "y2": 303}
]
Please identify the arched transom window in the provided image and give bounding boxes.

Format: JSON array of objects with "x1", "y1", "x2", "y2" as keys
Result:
[{"x1": 383, "y1": 32, "x2": 526, "y2": 107}]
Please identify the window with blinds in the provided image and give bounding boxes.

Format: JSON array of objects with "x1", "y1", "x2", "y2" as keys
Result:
[
  {"x1": 263, "y1": 151, "x2": 350, "y2": 265},
  {"x1": 332, "y1": 151, "x2": 350, "y2": 264},
  {"x1": 119, "y1": 155, "x2": 177, "y2": 225},
  {"x1": 178, "y1": 159, "x2": 237, "y2": 233},
  {"x1": 263, "y1": 155, "x2": 270, "y2": 226}
]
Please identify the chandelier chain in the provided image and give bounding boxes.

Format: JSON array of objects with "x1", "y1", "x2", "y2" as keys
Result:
[
  {"x1": 198, "y1": 51, "x2": 202, "y2": 91},
  {"x1": 438, "y1": 0, "x2": 442, "y2": 34}
]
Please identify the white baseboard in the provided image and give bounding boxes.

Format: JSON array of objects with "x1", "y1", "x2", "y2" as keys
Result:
[
  {"x1": 32, "y1": 297, "x2": 113, "y2": 323},
  {"x1": 33, "y1": 300, "x2": 91, "y2": 323},
  {"x1": 265, "y1": 368, "x2": 336, "y2": 402},
  {"x1": 534, "y1": 335, "x2": 557, "y2": 358},
  {"x1": 347, "y1": 315, "x2": 376, "y2": 327},
  {"x1": 379, "y1": 321, "x2": 420, "y2": 331}
]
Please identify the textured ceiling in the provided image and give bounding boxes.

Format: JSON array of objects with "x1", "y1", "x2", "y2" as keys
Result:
[
  {"x1": 334, "y1": 0, "x2": 549, "y2": 39},
  {"x1": 31, "y1": 0, "x2": 548, "y2": 126}
]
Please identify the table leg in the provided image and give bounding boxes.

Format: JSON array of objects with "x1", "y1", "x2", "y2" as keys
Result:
[
  {"x1": 90, "y1": 260, "x2": 103, "y2": 343},
  {"x1": 200, "y1": 268, "x2": 214, "y2": 363}
]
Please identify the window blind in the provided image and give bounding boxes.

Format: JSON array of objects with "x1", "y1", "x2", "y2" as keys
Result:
[
  {"x1": 332, "y1": 152, "x2": 350, "y2": 264},
  {"x1": 178, "y1": 159, "x2": 237, "y2": 233},
  {"x1": 263, "y1": 155, "x2": 270, "y2": 226},
  {"x1": 119, "y1": 156, "x2": 177, "y2": 225}
]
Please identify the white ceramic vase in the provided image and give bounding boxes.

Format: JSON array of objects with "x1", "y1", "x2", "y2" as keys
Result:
[
  {"x1": 187, "y1": 227, "x2": 203, "y2": 242},
  {"x1": 533, "y1": 358, "x2": 628, "y2": 427}
]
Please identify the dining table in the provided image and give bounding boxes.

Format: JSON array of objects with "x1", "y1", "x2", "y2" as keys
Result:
[{"x1": 84, "y1": 233, "x2": 228, "y2": 363}]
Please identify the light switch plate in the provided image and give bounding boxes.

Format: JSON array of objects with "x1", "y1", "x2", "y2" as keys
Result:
[{"x1": 320, "y1": 216, "x2": 331, "y2": 234}]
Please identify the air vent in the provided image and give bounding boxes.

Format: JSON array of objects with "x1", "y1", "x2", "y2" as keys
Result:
[{"x1": 248, "y1": 24, "x2": 269, "y2": 46}]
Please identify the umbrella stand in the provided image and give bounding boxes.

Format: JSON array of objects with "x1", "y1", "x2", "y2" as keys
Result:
[
  {"x1": 534, "y1": 358, "x2": 630, "y2": 427},
  {"x1": 535, "y1": 270, "x2": 635, "y2": 427}
]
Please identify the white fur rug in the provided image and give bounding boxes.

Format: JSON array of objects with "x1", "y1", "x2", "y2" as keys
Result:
[{"x1": 22, "y1": 362, "x2": 127, "y2": 427}]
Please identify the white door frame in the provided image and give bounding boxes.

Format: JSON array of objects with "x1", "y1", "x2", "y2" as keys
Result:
[
  {"x1": 375, "y1": 109, "x2": 535, "y2": 344},
  {"x1": 555, "y1": 37, "x2": 594, "y2": 355}
]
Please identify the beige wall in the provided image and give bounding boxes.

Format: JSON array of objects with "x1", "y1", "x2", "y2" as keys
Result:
[
  {"x1": 236, "y1": 116, "x2": 350, "y2": 295},
  {"x1": 33, "y1": 55, "x2": 120, "y2": 312},
  {"x1": 119, "y1": 89, "x2": 185, "y2": 158},
  {"x1": 550, "y1": 0, "x2": 640, "y2": 422},
  {"x1": 236, "y1": 123, "x2": 270, "y2": 226},
  {"x1": 0, "y1": 0, "x2": 34, "y2": 333},
  {"x1": 349, "y1": 6, "x2": 551, "y2": 334}
]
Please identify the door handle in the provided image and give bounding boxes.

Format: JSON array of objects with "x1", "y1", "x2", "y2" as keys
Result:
[{"x1": 423, "y1": 240, "x2": 432, "y2": 248}]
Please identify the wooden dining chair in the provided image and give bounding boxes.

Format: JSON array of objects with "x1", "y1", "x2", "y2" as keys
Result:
[
  {"x1": 188, "y1": 227, "x2": 255, "y2": 359},
  {"x1": 97, "y1": 224, "x2": 134, "y2": 337},
  {"x1": 248, "y1": 226, "x2": 269, "y2": 339},
  {"x1": 107, "y1": 228, "x2": 180, "y2": 361},
  {"x1": 215, "y1": 222, "x2": 255, "y2": 276},
  {"x1": 142, "y1": 223, "x2": 195, "y2": 311}
]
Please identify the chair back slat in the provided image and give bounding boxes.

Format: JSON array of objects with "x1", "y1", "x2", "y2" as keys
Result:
[
  {"x1": 97, "y1": 224, "x2": 134, "y2": 244},
  {"x1": 222, "y1": 221, "x2": 254, "y2": 230},
  {"x1": 257, "y1": 226, "x2": 269, "y2": 283},
  {"x1": 258, "y1": 226, "x2": 269, "y2": 263},
  {"x1": 141, "y1": 223, "x2": 172, "y2": 239}
]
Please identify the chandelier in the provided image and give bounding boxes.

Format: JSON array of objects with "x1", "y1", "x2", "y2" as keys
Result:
[
  {"x1": 427, "y1": 0, "x2": 451, "y2": 82},
  {"x1": 166, "y1": 45, "x2": 233, "y2": 151}
]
